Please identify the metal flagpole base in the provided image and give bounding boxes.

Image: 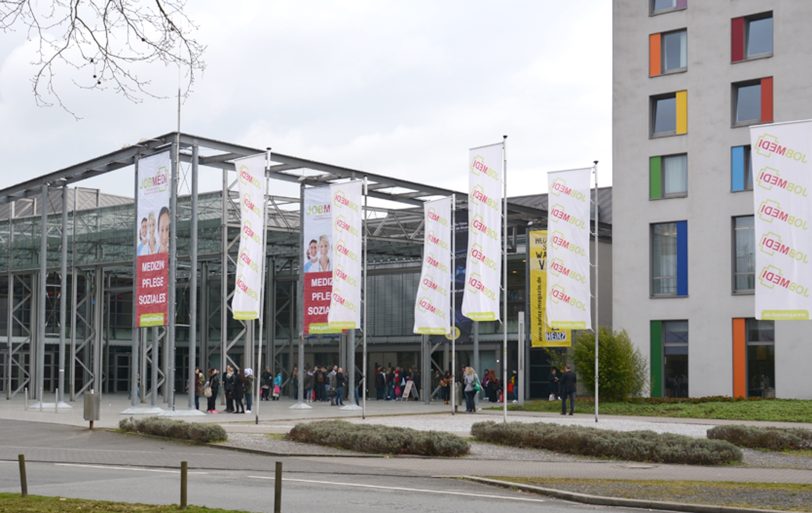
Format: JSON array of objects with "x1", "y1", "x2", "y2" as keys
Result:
[
  {"x1": 120, "y1": 406, "x2": 166, "y2": 415},
  {"x1": 158, "y1": 409, "x2": 206, "y2": 417},
  {"x1": 289, "y1": 401, "x2": 313, "y2": 410},
  {"x1": 339, "y1": 404, "x2": 362, "y2": 411}
]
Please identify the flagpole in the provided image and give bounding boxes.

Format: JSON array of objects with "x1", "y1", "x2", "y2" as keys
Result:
[
  {"x1": 362, "y1": 177, "x2": 368, "y2": 420},
  {"x1": 501, "y1": 136, "x2": 509, "y2": 423},
  {"x1": 255, "y1": 148, "x2": 271, "y2": 425},
  {"x1": 450, "y1": 194, "x2": 456, "y2": 416},
  {"x1": 593, "y1": 160, "x2": 599, "y2": 424}
]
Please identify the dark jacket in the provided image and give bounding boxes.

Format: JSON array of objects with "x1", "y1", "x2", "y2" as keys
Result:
[{"x1": 561, "y1": 369, "x2": 577, "y2": 394}]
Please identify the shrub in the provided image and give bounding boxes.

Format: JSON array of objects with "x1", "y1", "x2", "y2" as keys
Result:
[
  {"x1": 572, "y1": 328, "x2": 647, "y2": 401},
  {"x1": 287, "y1": 420, "x2": 469, "y2": 457},
  {"x1": 119, "y1": 416, "x2": 227, "y2": 443},
  {"x1": 707, "y1": 425, "x2": 812, "y2": 451},
  {"x1": 471, "y1": 421, "x2": 741, "y2": 465}
]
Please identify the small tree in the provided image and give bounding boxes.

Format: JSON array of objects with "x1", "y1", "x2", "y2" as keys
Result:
[{"x1": 572, "y1": 327, "x2": 646, "y2": 401}]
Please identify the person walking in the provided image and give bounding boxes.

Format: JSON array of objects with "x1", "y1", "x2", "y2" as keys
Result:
[
  {"x1": 463, "y1": 366, "x2": 480, "y2": 413},
  {"x1": 561, "y1": 364, "x2": 577, "y2": 415},
  {"x1": 550, "y1": 367, "x2": 561, "y2": 401}
]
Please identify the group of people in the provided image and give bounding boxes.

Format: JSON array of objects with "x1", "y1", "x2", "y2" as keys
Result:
[
  {"x1": 194, "y1": 365, "x2": 291, "y2": 414},
  {"x1": 549, "y1": 365, "x2": 577, "y2": 415},
  {"x1": 302, "y1": 365, "x2": 350, "y2": 406},
  {"x1": 372, "y1": 365, "x2": 421, "y2": 401}
]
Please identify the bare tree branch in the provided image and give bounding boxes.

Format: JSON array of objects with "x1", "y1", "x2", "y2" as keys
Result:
[{"x1": 0, "y1": 0, "x2": 205, "y2": 117}]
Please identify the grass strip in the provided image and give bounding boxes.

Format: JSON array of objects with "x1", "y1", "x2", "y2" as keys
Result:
[
  {"x1": 0, "y1": 493, "x2": 249, "y2": 513},
  {"x1": 509, "y1": 398, "x2": 812, "y2": 423},
  {"x1": 491, "y1": 478, "x2": 812, "y2": 512}
]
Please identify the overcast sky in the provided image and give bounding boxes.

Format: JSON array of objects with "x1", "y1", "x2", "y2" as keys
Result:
[{"x1": 0, "y1": 1, "x2": 611, "y2": 200}]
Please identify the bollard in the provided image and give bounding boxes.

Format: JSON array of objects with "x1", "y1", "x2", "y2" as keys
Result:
[
  {"x1": 180, "y1": 461, "x2": 188, "y2": 509},
  {"x1": 24, "y1": 387, "x2": 28, "y2": 410},
  {"x1": 274, "y1": 461, "x2": 282, "y2": 513},
  {"x1": 39, "y1": 387, "x2": 43, "y2": 411},
  {"x1": 55, "y1": 388, "x2": 59, "y2": 413},
  {"x1": 18, "y1": 454, "x2": 27, "y2": 497}
]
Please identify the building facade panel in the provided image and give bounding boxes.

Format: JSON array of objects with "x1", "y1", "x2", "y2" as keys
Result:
[{"x1": 614, "y1": 0, "x2": 812, "y2": 398}]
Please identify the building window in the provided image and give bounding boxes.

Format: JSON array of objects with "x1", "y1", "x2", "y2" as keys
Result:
[
  {"x1": 651, "y1": 221, "x2": 688, "y2": 297},
  {"x1": 733, "y1": 216, "x2": 755, "y2": 293},
  {"x1": 650, "y1": 29, "x2": 687, "y2": 76},
  {"x1": 746, "y1": 319, "x2": 775, "y2": 398},
  {"x1": 732, "y1": 12, "x2": 773, "y2": 62},
  {"x1": 731, "y1": 145, "x2": 753, "y2": 192},
  {"x1": 651, "y1": 91, "x2": 687, "y2": 137},
  {"x1": 733, "y1": 78, "x2": 773, "y2": 126},
  {"x1": 650, "y1": 320, "x2": 689, "y2": 398},
  {"x1": 650, "y1": 154, "x2": 687, "y2": 199},
  {"x1": 651, "y1": 0, "x2": 687, "y2": 16}
]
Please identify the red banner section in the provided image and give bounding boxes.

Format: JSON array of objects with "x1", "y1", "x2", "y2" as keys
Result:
[
  {"x1": 136, "y1": 253, "x2": 169, "y2": 327},
  {"x1": 304, "y1": 271, "x2": 332, "y2": 334}
]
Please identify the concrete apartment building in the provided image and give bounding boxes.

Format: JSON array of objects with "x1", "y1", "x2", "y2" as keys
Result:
[{"x1": 613, "y1": 0, "x2": 812, "y2": 399}]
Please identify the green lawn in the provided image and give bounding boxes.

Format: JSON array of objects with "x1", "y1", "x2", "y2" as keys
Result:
[
  {"x1": 508, "y1": 398, "x2": 812, "y2": 423},
  {"x1": 0, "y1": 493, "x2": 250, "y2": 513},
  {"x1": 493, "y1": 478, "x2": 812, "y2": 512}
]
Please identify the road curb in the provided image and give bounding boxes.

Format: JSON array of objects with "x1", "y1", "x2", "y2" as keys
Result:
[{"x1": 461, "y1": 476, "x2": 796, "y2": 513}]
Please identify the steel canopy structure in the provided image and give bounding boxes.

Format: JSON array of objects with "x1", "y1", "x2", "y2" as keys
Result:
[{"x1": 0, "y1": 132, "x2": 601, "y2": 411}]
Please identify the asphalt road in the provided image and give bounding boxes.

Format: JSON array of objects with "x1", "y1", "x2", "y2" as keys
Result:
[
  {"x1": 0, "y1": 419, "x2": 681, "y2": 513},
  {"x1": 0, "y1": 460, "x2": 678, "y2": 513}
]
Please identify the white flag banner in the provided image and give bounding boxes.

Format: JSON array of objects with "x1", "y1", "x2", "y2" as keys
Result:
[
  {"x1": 546, "y1": 168, "x2": 592, "y2": 329},
  {"x1": 414, "y1": 197, "x2": 452, "y2": 334},
  {"x1": 231, "y1": 154, "x2": 267, "y2": 320},
  {"x1": 462, "y1": 143, "x2": 502, "y2": 322},
  {"x1": 751, "y1": 121, "x2": 812, "y2": 320},
  {"x1": 328, "y1": 181, "x2": 363, "y2": 330}
]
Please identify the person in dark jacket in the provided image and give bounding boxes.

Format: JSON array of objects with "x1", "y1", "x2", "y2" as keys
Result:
[
  {"x1": 206, "y1": 368, "x2": 220, "y2": 413},
  {"x1": 335, "y1": 367, "x2": 346, "y2": 406},
  {"x1": 560, "y1": 364, "x2": 576, "y2": 415},
  {"x1": 232, "y1": 368, "x2": 245, "y2": 413},
  {"x1": 223, "y1": 365, "x2": 236, "y2": 412}
]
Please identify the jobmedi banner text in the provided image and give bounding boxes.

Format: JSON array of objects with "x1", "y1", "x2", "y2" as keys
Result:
[
  {"x1": 414, "y1": 197, "x2": 452, "y2": 335},
  {"x1": 546, "y1": 168, "x2": 592, "y2": 329},
  {"x1": 462, "y1": 143, "x2": 503, "y2": 322},
  {"x1": 302, "y1": 186, "x2": 340, "y2": 335},
  {"x1": 328, "y1": 181, "x2": 363, "y2": 330},
  {"x1": 751, "y1": 121, "x2": 812, "y2": 320},
  {"x1": 529, "y1": 230, "x2": 571, "y2": 347},
  {"x1": 135, "y1": 152, "x2": 171, "y2": 327},
  {"x1": 231, "y1": 154, "x2": 266, "y2": 320}
]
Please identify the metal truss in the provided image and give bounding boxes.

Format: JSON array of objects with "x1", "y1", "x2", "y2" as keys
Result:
[{"x1": 5, "y1": 274, "x2": 33, "y2": 398}]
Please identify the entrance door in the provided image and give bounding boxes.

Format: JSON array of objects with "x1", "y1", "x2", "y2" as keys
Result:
[{"x1": 113, "y1": 352, "x2": 130, "y2": 393}]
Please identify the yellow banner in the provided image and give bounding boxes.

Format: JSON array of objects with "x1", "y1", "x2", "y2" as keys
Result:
[{"x1": 529, "y1": 230, "x2": 571, "y2": 347}]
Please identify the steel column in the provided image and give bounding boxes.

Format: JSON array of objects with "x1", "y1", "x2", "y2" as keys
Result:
[
  {"x1": 59, "y1": 185, "x2": 68, "y2": 404},
  {"x1": 167, "y1": 141, "x2": 178, "y2": 410},
  {"x1": 130, "y1": 159, "x2": 140, "y2": 407},
  {"x1": 5, "y1": 271, "x2": 12, "y2": 399},
  {"x1": 37, "y1": 184, "x2": 47, "y2": 401},
  {"x1": 93, "y1": 269, "x2": 103, "y2": 397},
  {"x1": 188, "y1": 144, "x2": 199, "y2": 410}
]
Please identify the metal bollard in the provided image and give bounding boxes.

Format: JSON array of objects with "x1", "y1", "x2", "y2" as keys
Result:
[
  {"x1": 274, "y1": 461, "x2": 282, "y2": 513},
  {"x1": 18, "y1": 454, "x2": 27, "y2": 497},
  {"x1": 180, "y1": 461, "x2": 188, "y2": 509},
  {"x1": 39, "y1": 387, "x2": 43, "y2": 411},
  {"x1": 24, "y1": 387, "x2": 28, "y2": 410},
  {"x1": 55, "y1": 389, "x2": 59, "y2": 413}
]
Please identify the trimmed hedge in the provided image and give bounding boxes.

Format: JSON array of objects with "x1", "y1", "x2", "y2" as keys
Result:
[
  {"x1": 707, "y1": 425, "x2": 812, "y2": 451},
  {"x1": 287, "y1": 420, "x2": 470, "y2": 457},
  {"x1": 119, "y1": 416, "x2": 227, "y2": 444},
  {"x1": 471, "y1": 421, "x2": 741, "y2": 465}
]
